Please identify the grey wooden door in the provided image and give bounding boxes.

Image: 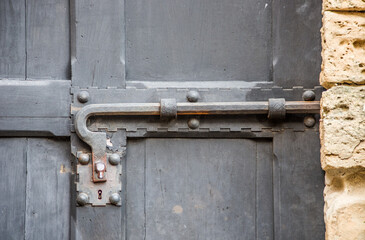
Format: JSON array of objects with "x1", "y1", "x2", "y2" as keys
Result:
[{"x1": 0, "y1": 0, "x2": 324, "y2": 239}]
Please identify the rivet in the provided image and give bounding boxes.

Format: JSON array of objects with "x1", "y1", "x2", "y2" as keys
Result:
[
  {"x1": 304, "y1": 116, "x2": 316, "y2": 128},
  {"x1": 109, "y1": 193, "x2": 121, "y2": 205},
  {"x1": 302, "y1": 90, "x2": 315, "y2": 101},
  {"x1": 77, "y1": 91, "x2": 90, "y2": 103},
  {"x1": 188, "y1": 118, "x2": 200, "y2": 129},
  {"x1": 76, "y1": 193, "x2": 89, "y2": 206},
  {"x1": 109, "y1": 153, "x2": 120, "y2": 165},
  {"x1": 186, "y1": 90, "x2": 200, "y2": 102},
  {"x1": 78, "y1": 153, "x2": 90, "y2": 165}
]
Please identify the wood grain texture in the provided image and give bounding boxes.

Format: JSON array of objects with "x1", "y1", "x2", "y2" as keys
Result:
[
  {"x1": 75, "y1": 207, "x2": 122, "y2": 240},
  {"x1": 272, "y1": 0, "x2": 322, "y2": 88},
  {"x1": 125, "y1": 139, "x2": 145, "y2": 240},
  {"x1": 0, "y1": 0, "x2": 26, "y2": 79},
  {"x1": 126, "y1": 138, "x2": 274, "y2": 240},
  {"x1": 256, "y1": 140, "x2": 274, "y2": 240},
  {"x1": 71, "y1": 0, "x2": 125, "y2": 88},
  {"x1": 25, "y1": 139, "x2": 71, "y2": 240},
  {"x1": 26, "y1": 0, "x2": 70, "y2": 79},
  {"x1": 0, "y1": 138, "x2": 27, "y2": 240},
  {"x1": 0, "y1": 80, "x2": 70, "y2": 117},
  {"x1": 126, "y1": 0, "x2": 271, "y2": 82},
  {"x1": 273, "y1": 131, "x2": 325, "y2": 239}
]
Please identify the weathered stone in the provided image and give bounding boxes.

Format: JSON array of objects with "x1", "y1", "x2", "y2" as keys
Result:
[
  {"x1": 323, "y1": 0, "x2": 365, "y2": 11},
  {"x1": 324, "y1": 169, "x2": 365, "y2": 239},
  {"x1": 321, "y1": 86, "x2": 365, "y2": 169},
  {"x1": 321, "y1": 11, "x2": 365, "y2": 88}
]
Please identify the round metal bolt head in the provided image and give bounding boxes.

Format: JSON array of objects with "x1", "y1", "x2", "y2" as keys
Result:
[
  {"x1": 302, "y1": 90, "x2": 315, "y2": 101},
  {"x1": 109, "y1": 153, "x2": 120, "y2": 165},
  {"x1": 188, "y1": 118, "x2": 200, "y2": 129},
  {"x1": 77, "y1": 91, "x2": 90, "y2": 103},
  {"x1": 304, "y1": 116, "x2": 316, "y2": 128},
  {"x1": 187, "y1": 90, "x2": 200, "y2": 102},
  {"x1": 109, "y1": 193, "x2": 121, "y2": 205},
  {"x1": 78, "y1": 153, "x2": 90, "y2": 165},
  {"x1": 76, "y1": 193, "x2": 89, "y2": 206}
]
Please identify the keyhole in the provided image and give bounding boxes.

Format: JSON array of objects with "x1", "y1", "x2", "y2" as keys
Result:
[{"x1": 98, "y1": 190, "x2": 102, "y2": 199}]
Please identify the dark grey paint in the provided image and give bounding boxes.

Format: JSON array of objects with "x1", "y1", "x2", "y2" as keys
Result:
[
  {"x1": 0, "y1": 0, "x2": 26, "y2": 79},
  {"x1": 25, "y1": 139, "x2": 71, "y2": 240},
  {"x1": 273, "y1": 131, "x2": 325, "y2": 239},
  {"x1": 26, "y1": 0, "x2": 70, "y2": 79},
  {"x1": 0, "y1": 0, "x2": 324, "y2": 239},
  {"x1": 126, "y1": 139, "x2": 273, "y2": 239},
  {"x1": 71, "y1": 0, "x2": 125, "y2": 88},
  {"x1": 0, "y1": 80, "x2": 70, "y2": 136},
  {"x1": 273, "y1": 0, "x2": 322, "y2": 88},
  {"x1": 0, "y1": 139, "x2": 72, "y2": 240},
  {"x1": 126, "y1": 0, "x2": 272, "y2": 82},
  {"x1": 0, "y1": 139, "x2": 27, "y2": 240}
]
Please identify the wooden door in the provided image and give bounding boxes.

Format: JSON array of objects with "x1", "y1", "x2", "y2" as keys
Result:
[{"x1": 0, "y1": 0, "x2": 324, "y2": 239}]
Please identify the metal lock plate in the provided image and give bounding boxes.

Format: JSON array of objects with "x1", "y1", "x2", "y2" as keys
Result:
[{"x1": 76, "y1": 150, "x2": 124, "y2": 206}]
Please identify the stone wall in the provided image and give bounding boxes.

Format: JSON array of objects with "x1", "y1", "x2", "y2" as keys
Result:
[{"x1": 321, "y1": 1, "x2": 365, "y2": 239}]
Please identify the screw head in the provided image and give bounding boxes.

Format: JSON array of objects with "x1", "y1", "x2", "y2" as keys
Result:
[
  {"x1": 78, "y1": 153, "x2": 90, "y2": 165},
  {"x1": 188, "y1": 118, "x2": 200, "y2": 129},
  {"x1": 76, "y1": 193, "x2": 89, "y2": 206},
  {"x1": 187, "y1": 90, "x2": 200, "y2": 102},
  {"x1": 304, "y1": 116, "x2": 316, "y2": 128},
  {"x1": 302, "y1": 90, "x2": 315, "y2": 101},
  {"x1": 109, "y1": 193, "x2": 121, "y2": 205},
  {"x1": 109, "y1": 153, "x2": 120, "y2": 165},
  {"x1": 77, "y1": 91, "x2": 90, "y2": 103}
]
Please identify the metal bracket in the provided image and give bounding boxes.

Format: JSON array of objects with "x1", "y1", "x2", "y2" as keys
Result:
[{"x1": 73, "y1": 98, "x2": 319, "y2": 206}]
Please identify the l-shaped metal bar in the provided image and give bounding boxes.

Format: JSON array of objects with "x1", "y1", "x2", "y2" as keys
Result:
[{"x1": 74, "y1": 99, "x2": 320, "y2": 182}]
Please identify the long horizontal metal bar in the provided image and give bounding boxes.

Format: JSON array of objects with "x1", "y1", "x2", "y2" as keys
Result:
[
  {"x1": 75, "y1": 100, "x2": 320, "y2": 157},
  {"x1": 78, "y1": 101, "x2": 319, "y2": 117}
]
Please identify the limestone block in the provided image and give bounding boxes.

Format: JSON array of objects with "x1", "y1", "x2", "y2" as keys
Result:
[
  {"x1": 321, "y1": 11, "x2": 365, "y2": 88},
  {"x1": 321, "y1": 86, "x2": 365, "y2": 169},
  {"x1": 324, "y1": 169, "x2": 365, "y2": 239},
  {"x1": 323, "y1": 0, "x2": 365, "y2": 11}
]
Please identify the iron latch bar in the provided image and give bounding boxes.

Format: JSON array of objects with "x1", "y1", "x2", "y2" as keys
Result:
[{"x1": 75, "y1": 98, "x2": 319, "y2": 183}]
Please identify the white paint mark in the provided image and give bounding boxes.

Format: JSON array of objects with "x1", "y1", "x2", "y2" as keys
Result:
[
  {"x1": 264, "y1": 3, "x2": 268, "y2": 9},
  {"x1": 106, "y1": 139, "x2": 113, "y2": 147}
]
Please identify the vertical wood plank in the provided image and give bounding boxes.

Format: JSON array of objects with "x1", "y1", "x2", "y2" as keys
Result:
[
  {"x1": 25, "y1": 139, "x2": 71, "y2": 240},
  {"x1": 272, "y1": 0, "x2": 322, "y2": 88},
  {"x1": 125, "y1": 139, "x2": 146, "y2": 240},
  {"x1": 71, "y1": 0, "x2": 125, "y2": 88},
  {"x1": 144, "y1": 139, "x2": 257, "y2": 240},
  {"x1": 75, "y1": 207, "x2": 122, "y2": 240},
  {"x1": 0, "y1": 0, "x2": 26, "y2": 79},
  {"x1": 26, "y1": 0, "x2": 70, "y2": 79},
  {"x1": 256, "y1": 140, "x2": 274, "y2": 240},
  {"x1": 0, "y1": 138, "x2": 27, "y2": 239},
  {"x1": 273, "y1": 131, "x2": 325, "y2": 239}
]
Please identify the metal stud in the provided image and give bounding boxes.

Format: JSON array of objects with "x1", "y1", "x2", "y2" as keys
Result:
[
  {"x1": 109, "y1": 153, "x2": 120, "y2": 165},
  {"x1": 188, "y1": 118, "x2": 200, "y2": 129},
  {"x1": 304, "y1": 116, "x2": 316, "y2": 128},
  {"x1": 109, "y1": 193, "x2": 121, "y2": 205},
  {"x1": 186, "y1": 90, "x2": 200, "y2": 102},
  {"x1": 78, "y1": 153, "x2": 90, "y2": 165},
  {"x1": 302, "y1": 90, "x2": 315, "y2": 101},
  {"x1": 76, "y1": 192, "x2": 89, "y2": 206},
  {"x1": 77, "y1": 91, "x2": 90, "y2": 103},
  {"x1": 95, "y1": 162, "x2": 106, "y2": 179}
]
